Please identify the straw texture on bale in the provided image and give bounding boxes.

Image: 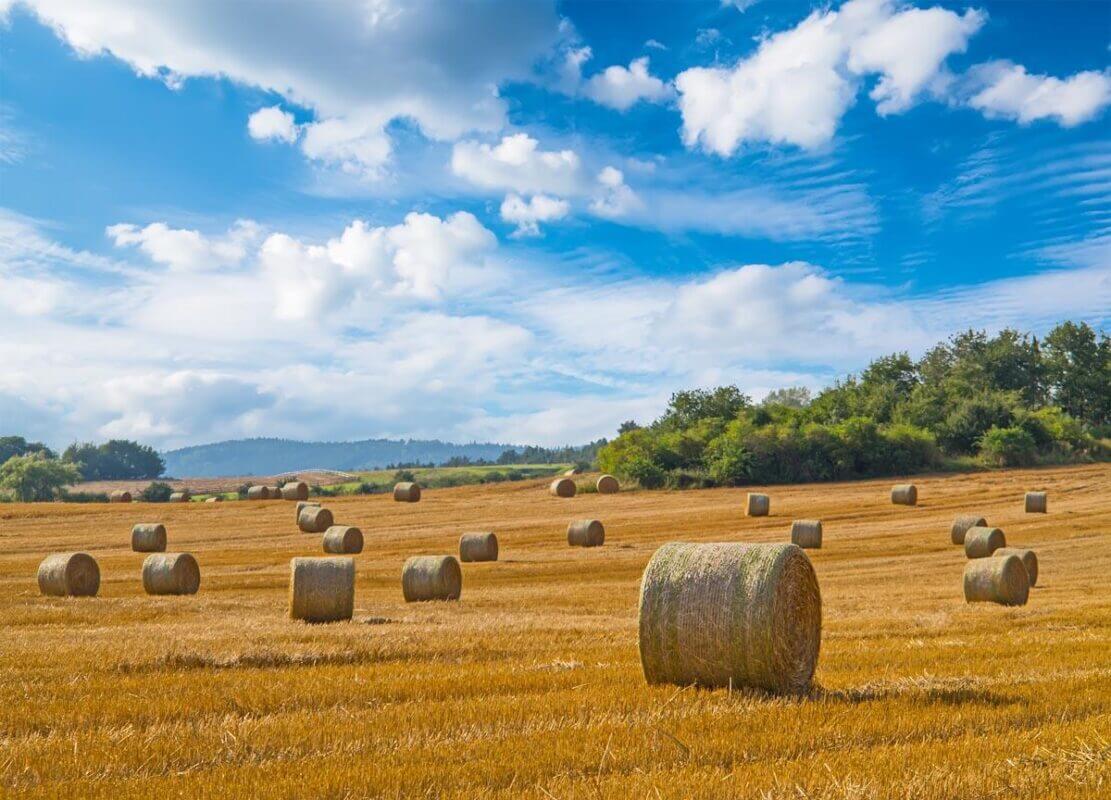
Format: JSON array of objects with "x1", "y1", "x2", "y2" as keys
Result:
[
  {"x1": 964, "y1": 526, "x2": 1006, "y2": 558},
  {"x1": 268, "y1": 487, "x2": 283, "y2": 499},
  {"x1": 131, "y1": 523, "x2": 167, "y2": 553},
  {"x1": 142, "y1": 553, "x2": 200, "y2": 595},
  {"x1": 994, "y1": 547, "x2": 1039, "y2": 587},
  {"x1": 322, "y1": 525, "x2": 364, "y2": 555},
  {"x1": 459, "y1": 532, "x2": 499, "y2": 562},
  {"x1": 950, "y1": 515, "x2": 986, "y2": 545},
  {"x1": 790, "y1": 520, "x2": 822, "y2": 549},
  {"x1": 596, "y1": 474, "x2": 620, "y2": 494},
  {"x1": 402, "y1": 555, "x2": 462, "y2": 602},
  {"x1": 289, "y1": 557, "x2": 355, "y2": 623},
  {"x1": 281, "y1": 481, "x2": 309, "y2": 501},
  {"x1": 1025, "y1": 491, "x2": 1047, "y2": 513},
  {"x1": 567, "y1": 519, "x2": 605, "y2": 547},
  {"x1": 638, "y1": 542, "x2": 821, "y2": 693},
  {"x1": 393, "y1": 482, "x2": 421, "y2": 502},
  {"x1": 109, "y1": 490, "x2": 132, "y2": 503},
  {"x1": 247, "y1": 485, "x2": 269, "y2": 500},
  {"x1": 296, "y1": 500, "x2": 320, "y2": 517},
  {"x1": 549, "y1": 477, "x2": 576, "y2": 498},
  {"x1": 747, "y1": 493, "x2": 770, "y2": 516},
  {"x1": 964, "y1": 555, "x2": 1029, "y2": 606},
  {"x1": 298, "y1": 506, "x2": 333, "y2": 533},
  {"x1": 891, "y1": 484, "x2": 917, "y2": 505},
  {"x1": 168, "y1": 491, "x2": 190, "y2": 503},
  {"x1": 37, "y1": 553, "x2": 100, "y2": 597}
]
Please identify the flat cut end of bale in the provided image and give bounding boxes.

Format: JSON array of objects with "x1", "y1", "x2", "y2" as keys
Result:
[
  {"x1": 1025, "y1": 491, "x2": 1047, "y2": 513},
  {"x1": 247, "y1": 485, "x2": 269, "y2": 500},
  {"x1": 964, "y1": 555, "x2": 1029, "y2": 605},
  {"x1": 37, "y1": 552, "x2": 100, "y2": 597},
  {"x1": 142, "y1": 553, "x2": 200, "y2": 595},
  {"x1": 596, "y1": 474, "x2": 620, "y2": 494},
  {"x1": 168, "y1": 491, "x2": 190, "y2": 503},
  {"x1": 322, "y1": 525, "x2": 364, "y2": 554},
  {"x1": 994, "y1": 547, "x2": 1039, "y2": 587},
  {"x1": 567, "y1": 519, "x2": 605, "y2": 547},
  {"x1": 298, "y1": 506, "x2": 334, "y2": 533},
  {"x1": 281, "y1": 481, "x2": 309, "y2": 501},
  {"x1": 964, "y1": 526, "x2": 1006, "y2": 559},
  {"x1": 402, "y1": 555, "x2": 462, "y2": 602},
  {"x1": 790, "y1": 520, "x2": 822, "y2": 549},
  {"x1": 891, "y1": 484, "x2": 917, "y2": 505},
  {"x1": 393, "y1": 482, "x2": 421, "y2": 502},
  {"x1": 550, "y1": 478, "x2": 576, "y2": 498},
  {"x1": 459, "y1": 532, "x2": 499, "y2": 562},
  {"x1": 746, "y1": 493, "x2": 770, "y2": 516},
  {"x1": 131, "y1": 523, "x2": 167, "y2": 553},
  {"x1": 950, "y1": 515, "x2": 986, "y2": 545},
  {"x1": 289, "y1": 557, "x2": 355, "y2": 623}
]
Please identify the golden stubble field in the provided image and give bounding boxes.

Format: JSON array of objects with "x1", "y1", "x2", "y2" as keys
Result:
[{"x1": 1, "y1": 464, "x2": 1109, "y2": 799}]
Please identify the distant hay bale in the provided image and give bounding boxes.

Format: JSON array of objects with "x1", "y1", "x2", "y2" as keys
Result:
[
  {"x1": 204, "y1": 497, "x2": 223, "y2": 503},
  {"x1": 638, "y1": 542, "x2": 821, "y2": 693},
  {"x1": 549, "y1": 477, "x2": 576, "y2": 498},
  {"x1": 747, "y1": 493, "x2": 770, "y2": 516},
  {"x1": 267, "y1": 486, "x2": 282, "y2": 500},
  {"x1": 459, "y1": 532, "x2": 499, "y2": 562},
  {"x1": 1025, "y1": 491, "x2": 1047, "y2": 513},
  {"x1": 37, "y1": 552, "x2": 100, "y2": 597},
  {"x1": 790, "y1": 520, "x2": 822, "y2": 549},
  {"x1": 247, "y1": 485, "x2": 269, "y2": 500},
  {"x1": 564, "y1": 467, "x2": 582, "y2": 476},
  {"x1": 964, "y1": 526, "x2": 1006, "y2": 559},
  {"x1": 142, "y1": 553, "x2": 200, "y2": 595},
  {"x1": 994, "y1": 547, "x2": 1039, "y2": 587},
  {"x1": 168, "y1": 491, "x2": 190, "y2": 503},
  {"x1": 281, "y1": 481, "x2": 309, "y2": 501},
  {"x1": 964, "y1": 555, "x2": 1029, "y2": 606},
  {"x1": 109, "y1": 490, "x2": 132, "y2": 503},
  {"x1": 567, "y1": 519, "x2": 605, "y2": 547},
  {"x1": 596, "y1": 474, "x2": 620, "y2": 494},
  {"x1": 402, "y1": 555, "x2": 462, "y2": 602},
  {"x1": 393, "y1": 482, "x2": 421, "y2": 502},
  {"x1": 950, "y1": 515, "x2": 986, "y2": 545},
  {"x1": 289, "y1": 557, "x2": 355, "y2": 623},
  {"x1": 131, "y1": 523, "x2": 167, "y2": 552},
  {"x1": 298, "y1": 506, "x2": 333, "y2": 533},
  {"x1": 891, "y1": 484, "x2": 917, "y2": 505},
  {"x1": 322, "y1": 525, "x2": 364, "y2": 554}
]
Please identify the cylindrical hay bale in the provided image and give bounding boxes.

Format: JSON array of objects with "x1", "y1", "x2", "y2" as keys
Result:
[
  {"x1": 1025, "y1": 491, "x2": 1047, "y2": 513},
  {"x1": 247, "y1": 485, "x2": 269, "y2": 500},
  {"x1": 564, "y1": 467, "x2": 582, "y2": 476},
  {"x1": 950, "y1": 515, "x2": 986, "y2": 545},
  {"x1": 459, "y1": 532, "x2": 499, "y2": 562},
  {"x1": 393, "y1": 482, "x2": 421, "y2": 502},
  {"x1": 567, "y1": 519, "x2": 605, "y2": 547},
  {"x1": 142, "y1": 553, "x2": 200, "y2": 595},
  {"x1": 168, "y1": 491, "x2": 190, "y2": 503},
  {"x1": 790, "y1": 519, "x2": 822, "y2": 549},
  {"x1": 596, "y1": 474, "x2": 620, "y2": 494},
  {"x1": 109, "y1": 490, "x2": 132, "y2": 503},
  {"x1": 37, "y1": 553, "x2": 100, "y2": 597},
  {"x1": 964, "y1": 555, "x2": 1029, "y2": 606},
  {"x1": 964, "y1": 526, "x2": 1006, "y2": 558},
  {"x1": 298, "y1": 506, "x2": 333, "y2": 533},
  {"x1": 289, "y1": 557, "x2": 355, "y2": 623},
  {"x1": 296, "y1": 500, "x2": 320, "y2": 517},
  {"x1": 549, "y1": 477, "x2": 576, "y2": 498},
  {"x1": 747, "y1": 493, "x2": 770, "y2": 516},
  {"x1": 402, "y1": 555, "x2": 462, "y2": 602},
  {"x1": 638, "y1": 542, "x2": 821, "y2": 693},
  {"x1": 204, "y1": 496, "x2": 223, "y2": 503},
  {"x1": 281, "y1": 481, "x2": 309, "y2": 501},
  {"x1": 322, "y1": 525, "x2": 364, "y2": 554},
  {"x1": 268, "y1": 486, "x2": 283, "y2": 500},
  {"x1": 994, "y1": 547, "x2": 1039, "y2": 587},
  {"x1": 891, "y1": 484, "x2": 917, "y2": 505},
  {"x1": 131, "y1": 523, "x2": 167, "y2": 552}
]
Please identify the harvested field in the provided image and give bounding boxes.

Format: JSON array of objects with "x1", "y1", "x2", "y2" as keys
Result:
[{"x1": 1, "y1": 463, "x2": 1109, "y2": 799}]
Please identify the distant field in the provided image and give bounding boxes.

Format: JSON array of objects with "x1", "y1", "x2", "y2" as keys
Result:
[{"x1": 2, "y1": 464, "x2": 1108, "y2": 798}]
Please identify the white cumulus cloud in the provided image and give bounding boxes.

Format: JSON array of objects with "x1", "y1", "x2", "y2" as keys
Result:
[
  {"x1": 451, "y1": 133, "x2": 586, "y2": 195},
  {"x1": 107, "y1": 220, "x2": 261, "y2": 271},
  {"x1": 964, "y1": 61, "x2": 1111, "y2": 126},
  {"x1": 247, "y1": 106, "x2": 299, "y2": 143},
  {"x1": 583, "y1": 56, "x2": 673, "y2": 110},
  {"x1": 500, "y1": 193, "x2": 570, "y2": 237}
]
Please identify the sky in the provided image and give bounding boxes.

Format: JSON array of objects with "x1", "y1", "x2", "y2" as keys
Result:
[{"x1": 0, "y1": 0, "x2": 1108, "y2": 451}]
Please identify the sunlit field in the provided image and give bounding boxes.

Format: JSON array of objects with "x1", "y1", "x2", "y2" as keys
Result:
[{"x1": 2, "y1": 464, "x2": 1108, "y2": 799}]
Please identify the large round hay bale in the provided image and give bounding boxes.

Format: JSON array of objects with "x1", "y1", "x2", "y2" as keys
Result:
[
  {"x1": 459, "y1": 532, "x2": 498, "y2": 562},
  {"x1": 268, "y1": 486, "x2": 283, "y2": 500},
  {"x1": 964, "y1": 526, "x2": 1006, "y2": 558},
  {"x1": 109, "y1": 490, "x2": 132, "y2": 503},
  {"x1": 1025, "y1": 491, "x2": 1047, "y2": 513},
  {"x1": 281, "y1": 481, "x2": 309, "y2": 501},
  {"x1": 549, "y1": 477, "x2": 576, "y2": 498},
  {"x1": 322, "y1": 525, "x2": 364, "y2": 554},
  {"x1": 567, "y1": 519, "x2": 605, "y2": 547},
  {"x1": 37, "y1": 553, "x2": 100, "y2": 597},
  {"x1": 131, "y1": 523, "x2": 167, "y2": 552},
  {"x1": 596, "y1": 474, "x2": 619, "y2": 494},
  {"x1": 393, "y1": 482, "x2": 421, "y2": 502},
  {"x1": 168, "y1": 491, "x2": 190, "y2": 503},
  {"x1": 790, "y1": 519, "x2": 822, "y2": 549},
  {"x1": 289, "y1": 557, "x2": 355, "y2": 623},
  {"x1": 638, "y1": 542, "x2": 821, "y2": 693},
  {"x1": 746, "y1": 493, "x2": 770, "y2": 516},
  {"x1": 994, "y1": 547, "x2": 1038, "y2": 587},
  {"x1": 950, "y1": 515, "x2": 986, "y2": 545},
  {"x1": 296, "y1": 500, "x2": 320, "y2": 517},
  {"x1": 142, "y1": 553, "x2": 200, "y2": 595},
  {"x1": 247, "y1": 485, "x2": 269, "y2": 500},
  {"x1": 298, "y1": 506, "x2": 333, "y2": 533},
  {"x1": 964, "y1": 555, "x2": 1029, "y2": 606},
  {"x1": 402, "y1": 555, "x2": 462, "y2": 602},
  {"x1": 891, "y1": 484, "x2": 917, "y2": 505}
]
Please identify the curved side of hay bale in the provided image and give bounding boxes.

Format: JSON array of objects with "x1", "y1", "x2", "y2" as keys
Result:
[
  {"x1": 596, "y1": 475, "x2": 620, "y2": 494},
  {"x1": 281, "y1": 481, "x2": 309, "y2": 501},
  {"x1": 204, "y1": 496, "x2": 223, "y2": 503},
  {"x1": 549, "y1": 478, "x2": 576, "y2": 498},
  {"x1": 964, "y1": 526, "x2": 1006, "y2": 558},
  {"x1": 298, "y1": 506, "x2": 334, "y2": 533},
  {"x1": 891, "y1": 484, "x2": 917, "y2": 505},
  {"x1": 994, "y1": 547, "x2": 1038, "y2": 587},
  {"x1": 109, "y1": 490, "x2": 132, "y2": 503},
  {"x1": 1025, "y1": 491, "x2": 1047, "y2": 513},
  {"x1": 567, "y1": 519, "x2": 605, "y2": 547},
  {"x1": 168, "y1": 492, "x2": 190, "y2": 503},
  {"x1": 638, "y1": 542, "x2": 821, "y2": 693},
  {"x1": 950, "y1": 515, "x2": 986, "y2": 545},
  {"x1": 142, "y1": 553, "x2": 200, "y2": 595},
  {"x1": 268, "y1": 486, "x2": 283, "y2": 500},
  {"x1": 964, "y1": 555, "x2": 1029, "y2": 606},
  {"x1": 131, "y1": 523, "x2": 167, "y2": 553},
  {"x1": 393, "y1": 482, "x2": 421, "y2": 502},
  {"x1": 289, "y1": 557, "x2": 355, "y2": 623},
  {"x1": 790, "y1": 520, "x2": 822, "y2": 549},
  {"x1": 402, "y1": 556, "x2": 462, "y2": 602},
  {"x1": 37, "y1": 553, "x2": 101, "y2": 597},
  {"x1": 322, "y1": 526, "x2": 364, "y2": 555},
  {"x1": 296, "y1": 500, "x2": 321, "y2": 518},
  {"x1": 746, "y1": 493, "x2": 770, "y2": 517},
  {"x1": 459, "y1": 532, "x2": 499, "y2": 562},
  {"x1": 247, "y1": 485, "x2": 269, "y2": 500}
]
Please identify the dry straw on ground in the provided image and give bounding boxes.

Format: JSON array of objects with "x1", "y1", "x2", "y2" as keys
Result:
[
  {"x1": 994, "y1": 547, "x2": 1039, "y2": 587},
  {"x1": 638, "y1": 541, "x2": 821, "y2": 693},
  {"x1": 142, "y1": 553, "x2": 201, "y2": 596},
  {"x1": 246, "y1": 485, "x2": 269, "y2": 500},
  {"x1": 281, "y1": 481, "x2": 309, "y2": 501},
  {"x1": 1025, "y1": 491, "x2": 1048, "y2": 513},
  {"x1": 891, "y1": 484, "x2": 917, "y2": 505},
  {"x1": 108, "y1": 490, "x2": 131, "y2": 503},
  {"x1": 964, "y1": 554, "x2": 1029, "y2": 605},
  {"x1": 747, "y1": 493, "x2": 770, "y2": 516},
  {"x1": 130, "y1": 523, "x2": 167, "y2": 553},
  {"x1": 950, "y1": 514, "x2": 986, "y2": 545},
  {"x1": 298, "y1": 506, "x2": 334, "y2": 533},
  {"x1": 459, "y1": 532, "x2": 499, "y2": 562},
  {"x1": 790, "y1": 519, "x2": 822, "y2": 549},
  {"x1": 322, "y1": 526, "x2": 364, "y2": 555},
  {"x1": 596, "y1": 474, "x2": 619, "y2": 494},
  {"x1": 567, "y1": 519, "x2": 605, "y2": 547},
  {"x1": 402, "y1": 555, "x2": 462, "y2": 602},
  {"x1": 288, "y1": 557, "x2": 355, "y2": 623},
  {"x1": 549, "y1": 477, "x2": 576, "y2": 498},
  {"x1": 168, "y1": 491, "x2": 190, "y2": 503},
  {"x1": 965, "y1": 525, "x2": 1006, "y2": 558},
  {"x1": 393, "y1": 482, "x2": 421, "y2": 502},
  {"x1": 36, "y1": 552, "x2": 100, "y2": 597}
]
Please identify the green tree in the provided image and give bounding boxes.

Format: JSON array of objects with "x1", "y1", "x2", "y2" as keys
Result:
[
  {"x1": 0, "y1": 453, "x2": 81, "y2": 501},
  {"x1": 139, "y1": 481, "x2": 174, "y2": 502},
  {"x1": 63, "y1": 439, "x2": 165, "y2": 480},
  {"x1": 1043, "y1": 321, "x2": 1110, "y2": 428},
  {"x1": 659, "y1": 386, "x2": 751, "y2": 429},
  {"x1": 0, "y1": 436, "x2": 56, "y2": 464},
  {"x1": 979, "y1": 426, "x2": 1038, "y2": 467},
  {"x1": 762, "y1": 386, "x2": 812, "y2": 408}
]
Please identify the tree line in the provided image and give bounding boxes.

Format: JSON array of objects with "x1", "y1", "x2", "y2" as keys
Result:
[{"x1": 0, "y1": 438, "x2": 165, "y2": 502}]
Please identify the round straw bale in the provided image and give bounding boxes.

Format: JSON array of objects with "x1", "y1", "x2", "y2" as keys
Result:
[
  {"x1": 1025, "y1": 491, "x2": 1047, "y2": 513},
  {"x1": 131, "y1": 523, "x2": 167, "y2": 552},
  {"x1": 567, "y1": 519, "x2": 605, "y2": 547},
  {"x1": 950, "y1": 515, "x2": 986, "y2": 545},
  {"x1": 296, "y1": 500, "x2": 320, "y2": 517},
  {"x1": 268, "y1": 486, "x2": 283, "y2": 499},
  {"x1": 549, "y1": 477, "x2": 576, "y2": 498},
  {"x1": 298, "y1": 506, "x2": 333, "y2": 533},
  {"x1": 393, "y1": 482, "x2": 421, "y2": 502},
  {"x1": 638, "y1": 542, "x2": 821, "y2": 693},
  {"x1": 168, "y1": 491, "x2": 190, "y2": 503},
  {"x1": 289, "y1": 557, "x2": 355, "y2": 622},
  {"x1": 994, "y1": 547, "x2": 1038, "y2": 587},
  {"x1": 37, "y1": 553, "x2": 100, "y2": 597},
  {"x1": 891, "y1": 484, "x2": 917, "y2": 505},
  {"x1": 459, "y1": 531, "x2": 498, "y2": 562},
  {"x1": 402, "y1": 555, "x2": 462, "y2": 602},
  {"x1": 964, "y1": 555, "x2": 1028, "y2": 606},
  {"x1": 964, "y1": 526, "x2": 1006, "y2": 558},
  {"x1": 109, "y1": 489, "x2": 132, "y2": 503},
  {"x1": 322, "y1": 525, "x2": 364, "y2": 554},
  {"x1": 790, "y1": 520, "x2": 822, "y2": 549},
  {"x1": 596, "y1": 474, "x2": 620, "y2": 494},
  {"x1": 247, "y1": 485, "x2": 269, "y2": 500},
  {"x1": 204, "y1": 496, "x2": 223, "y2": 503},
  {"x1": 747, "y1": 493, "x2": 770, "y2": 516},
  {"x1": 564, "y1": 467, "x2": 582, "y2": 476},
  {"x1": 281, "y1": 481, "x2": 309, "y2": 501},
  {"x1": 142, "y1": 553, "x2": 200, "y2": 595}
]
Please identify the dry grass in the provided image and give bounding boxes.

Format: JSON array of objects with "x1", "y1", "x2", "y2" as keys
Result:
[{"x1": 1, "y1": 463, "x2": 1108, "y2": 799}]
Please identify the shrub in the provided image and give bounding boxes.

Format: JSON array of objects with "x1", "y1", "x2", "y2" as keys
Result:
[
  {"x1": 979, "y1": 426, "x2": 1038, "y2": 466},
  {"x1": 624, "y1": 454, "x2": 666, "y2": 489},
  {"x1": 704, "y1": 433, "x2": 751, "y2": 486},
  {"x1": 139, "y1": 481, "x2": 174, "y2": 502},
  {"x1": 57, "y1": 490, "x2": 109, "y2": 503}
]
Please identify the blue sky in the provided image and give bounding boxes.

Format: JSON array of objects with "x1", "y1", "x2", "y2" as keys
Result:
[{"x1": 1, "y1": 0, "x2": 1108, "y2": 450}]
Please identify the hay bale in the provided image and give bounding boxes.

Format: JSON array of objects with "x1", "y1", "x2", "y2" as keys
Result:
[
  {"x1": 459, "y1": 532, "x2": 498, "y2": 562},
  {"x1": 950, "y1": 515, "x2": 986, "y2": 545},
  {"x1": 549, "y1": 477, "x2": 576, "y2": 498},
  {"x1": 964, "y1": 526, "x2": 1006, "y2": 558},
  {"x1": 322, "y1": 525, "x2": 364, "y2": 554},
  {"x1": 268, "y1": 486, "x2": 283, "y2": 499},
  {"x1": 402, "y1": 555, "x2": 462, "y2": 602},
  {"x1": 638, "y1": 542, "x2": 821, "y2": 693},
  {"x1": 596, "y1": 474, "x2": 620, "y2": 494},
  {"x1": 564, "y1": 467, "x2": 582, "y2": 476},
  {"x1": 393, "y1": 482, "x2": 421, "y2": 502},
  {"x1": 131, "y1": 523, "x2": 167, "y2": 552},
  {"x1": 746, "y1": 493, "x2": 770, "y2": 516},
  {"x1": 567, "y1": 519, "x2": 605, "y2": 547},
  {"x1": 994, "y1": 547, "x2": 1039, "y2": 587},
  {"x1": 37, "y1": 553, "x2": 100, "y2": 597},
  {"x1": 296, "y1": 500, "x2": 320, "y2": 517},
  {"x1": 109, "y1": 490, "x2": 132, "y2": 503},
  {"x1": 168, "y1": 491, "x2": 190, "y2": 503},
  {"x1": 247, "y1": 485, "x2": 269, "y2": 500},
  {"x1": 891, "y1": 484, "x2": 917, "y2": 505},
  {"x1": 790, "y1": 520, "x2": 822, "y2": 549},
  {"x1": 964, "y1": 555, "x2": 1029, "y2": 606},
  {"x1": 1025, "y1": 491, "x2": 1047, "y2": 513},
  {"x1": 298, "y1": 506, "x2": 333, "y2": 533},
  {"x1": 289, "y1": 557, "x2": 355, "y2": 622},
  {"x1": 204, "y1": 496, "x2": 223, "y2": 503},
  {"x1": 142, "y1": 553, "x2": 200, "y2": 595},
  {"x1": 281, "y1": 481, "x2": 309, "y2": 501}
]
